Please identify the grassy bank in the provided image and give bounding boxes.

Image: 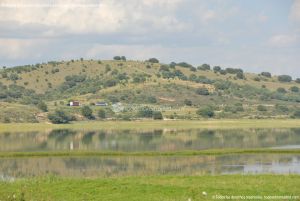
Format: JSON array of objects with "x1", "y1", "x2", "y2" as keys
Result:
[
  {"x1": 0, "y1": 149, "x2": 300, "y2": 158},
  {"x1": 1, "y1": 175, "x2": 299, "y2": 201},
  {"x1": 1, "y1": 119, "x2": 300, "y2": 132}
]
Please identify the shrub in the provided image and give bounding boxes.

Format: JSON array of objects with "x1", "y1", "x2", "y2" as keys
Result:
[
  {"x1": 48, "y1": 110, "x2": 72, "y2": 124},
  {"x1": 37, "y1": 101, "x2": 48, "y2": 112},
  {"x1": 9, "y1": 73, "x2": 19, "y2": 81},
  {"x1": 236, "y1": 72, "x2": 244, "y2": 79},
  {"x1": 257, "y1": 105, "x2": 267, "y2": 112},
  {"x1": 275, "y1": 104, "x2": 289, "y2": 113},
  {"x1": 292, "y1": 110, "x2": 300, "y2": 118},
  {"x1": 196, "y1": 107, "x2": 214, "y2": 118},
  {"x1": 147, "y1": 58, "x2": 159, "y2": 63},
  {"x1": 278, "y1": 75, "x2": 292, "y2": 82},
  {"x1": 137, "y1": 106, "x2": 153, "y2": 118},
  {"x1": 177, "y1": 62, "x2": 192, "y2": 68},
  {"x1": 290, "y1": 86, "x2": 299, "y2": 93},
  {"x1": 277, "y1": 87, "x2": 287, "y2": 93},
  {"x1": 213, "y1": 66, "x2": 221, "y2": 72},
  {"x1": 261, "y1": 72, "x2": 272, "y2": 78},
  {"x1": 147, "y1": 96, "x2": 157, "y2": 103},
  {"x1": 184, "y1": 99, "x2": 192, "y2": 106},
  {"x1": 196, "y1": 87, "x2": 209, "y2": 95},
  {"x1": 98, "y1": 109, "x2": 106, "y2": 119},
  {"x1": 81, "y1": 106, "x2": 94, "y2": 119},
  {"x1": 198, "y1": 64, "x2": 210, "y2": 71},
  {"x1": 225, "y1": 68, "x2": 243, "y2": 74},
  {"x1": 254, "y1": 77, "x2": 260, "y2": 81},
  {"x1": 295, "y1": 78, "x2": 300, "y2": 83},
  {"x1": 153, "y1": 111, "x2": 163, "y2": 120}
]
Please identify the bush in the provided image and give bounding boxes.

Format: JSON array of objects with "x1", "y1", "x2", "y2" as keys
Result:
[
  {"x1": 147, "y1": 58, "x2": 159, "y2": 63},
  {"x1": 196, "y1": 107, "x2": 214, "y2": 118},
  {"x1": 213, "y1": 66, "x2": 221, "y2": 72},
  {"x1": 137, "y1": 106, "x2": 153, "y2": 118},
  {"x1": 236, "y1": 72, "x2": 244, "y2": 79},
  {"x1": 261, "y1": 72, "x2": 272, "y2": 78},
  {"x1": 196, "y1": 87, "x2": 209, "y2": 95},
  {"x1": 295, "y1": 78, "x2": 300, "y2": 83},
  {"x1": 277, "y1": 87, "x2": 287, "y2": 93},
  {"x1": 48, "y1": 110, "x2": 72, "y2": 124},
  {"x1": 184, "y1": 99, "x2": 192, "y2": 106},
  {"x1": 278, "y1": 75, "x2": 292, "y2": 82},
  {"x1": 81, "y1": 106, "x2": 94, "y2": 119},
  {"x1": 98, "y1": 109, "x2": 106, "y2": 119},
  {"x1": 292, "y1": 110, "x2": 300, "y2": 118},
  {"x1": 37, "y1": 101, "x2": 48, "y2": 112},
  {"x1": 257, "y1": 105, "x2": 267, "y2": 112},
  {"x1": 198, "y1": 64, "x2": 210, "y2": 71},
  {"x1": 225, "y1": 68, "x2": 243, "y2": 74},
  {"x1": 147, "y1": 96, "x2": 157, "y2": 103},
  {"x1": 153, "y1": 111, "x2": 163, "y2": 120},
  {"x1": 290, "y1": 86, "x2": 299, "y2": 93}
]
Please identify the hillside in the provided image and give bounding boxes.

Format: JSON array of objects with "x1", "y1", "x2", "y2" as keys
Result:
[{"x1": 1, "y1": 58, "x2": 300, "y2": 123}]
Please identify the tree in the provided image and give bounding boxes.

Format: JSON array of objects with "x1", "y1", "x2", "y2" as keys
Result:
[
  {"x1": 278, "y1": 75, "x2": 292, "y2": 82},
  {"x1": 153, "y1": 111, "x2": 163, "y2": 120},
  {"x1": 137, "y1": 106, "x2": 153, "y2": 118},
  {"x1": 98, "y1": 109, "x2": 106, "y2": 119},
  {"x1": 81, "y1": 106, "x2": 94, "y2": 119},
  {"x1": 198, "y1": 64, "x2": 210, "y2": 71},
  {"x1": 48, "y1": 110, "x2": 72, "y2": 124},
  {"x1": 213, "y1": 66, "x2": 221, "y2": 73},
  {"x1": 257, "y1": 105, "x2": 267, "y2": 112},
  {"x1": 196, "y1": 107, "x2": 214, "y2": 118},
  {"x1": 261, "y1": 72, "x2": 272, "y2": 78},
  {"x1": 196, "y1": 87, "x2": 209, "y2": 95},
  {"x1": 236, "y1": 72, "x2": 244, "y2": 79},
  {"x1": 113, "y1": 56, "x2": 121, "y2": 60},
  {"x1": 37, "y1": 101, "x2": 48, "y2": 112},
  {"x1": 290, "y1": 86, "x2": 299, "y2": 93},
  {"x1": 147, "y1": 58, "x2": 159, "y2": 63},
  {"x1": 295, "y1": 78, "x2": 300, "y2": 83},
  {"x1": 121, "y1": 56, "x2": 126, "y2": 61}
]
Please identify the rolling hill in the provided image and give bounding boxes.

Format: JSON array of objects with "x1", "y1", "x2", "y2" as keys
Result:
[{"x1": 0, "y1": 58, "x2": 300, "y2": 123}]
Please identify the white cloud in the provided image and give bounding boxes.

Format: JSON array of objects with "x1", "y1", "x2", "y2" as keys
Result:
[
  {"x1": 0, "y1": 0, "x2": 186, "y2": 36},
  {"x1": 269, "y1": 34, "x2": 299, "y2": 47},
  {"x1": 290, "y1": 0, "x2": 300, "y2": 22}
]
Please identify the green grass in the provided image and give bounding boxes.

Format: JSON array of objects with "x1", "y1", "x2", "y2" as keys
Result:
[
  {"x1": 0, "y1": 149, "x2": 299, "y2": 158},
  {"x1": 1, "y1": 119, "x2": 300, "y2": 132},
  {"x1": 1, "y1": 175, "x2": 299, "y2": 201}
]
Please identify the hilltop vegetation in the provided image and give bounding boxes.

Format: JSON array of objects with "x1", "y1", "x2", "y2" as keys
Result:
[{"x1": 1, "y1": 57, "x2": 300, "y2": 123}]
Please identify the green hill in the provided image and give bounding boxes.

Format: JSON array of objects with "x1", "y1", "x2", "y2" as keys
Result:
[{"x1": 1, "y1": 58, "x2": 300, "y2": 123}]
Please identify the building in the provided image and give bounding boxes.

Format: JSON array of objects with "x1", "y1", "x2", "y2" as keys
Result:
[
  {"x1": 70, "y1": 101, "x2": 80, "y2": 106},
  {"x1": 95, "y1": 102, "x2": 108, "y2": 106}
]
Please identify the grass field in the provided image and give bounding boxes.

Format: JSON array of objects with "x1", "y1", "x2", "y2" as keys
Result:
[
  {"x1": 0, "y1": 149, "x2": 299, "y2": 158},
  {"x1": 0, "y1": 175, "x2": 299, "y2": 201},
  {"x1": 1, "y1": 119, "x2": 300, "y2": 132}
]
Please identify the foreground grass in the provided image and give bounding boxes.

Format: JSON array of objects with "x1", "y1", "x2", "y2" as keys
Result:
[
  {"x1": 0, "y1": 149, "x2": 299, "y2": 158},
  {"x1": 0, "y1": 175, "x2": 299, "y2": 201},
  {"x1": 1, "y1": 119, "x2": 300, "y2": 132}
]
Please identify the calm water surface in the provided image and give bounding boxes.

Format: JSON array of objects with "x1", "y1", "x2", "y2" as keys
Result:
[
  {"x1": 0, "y1": 128, "x2": 300, "y2": 152},
  {"x1": 0, "y1": 128, "x2": 300, "y2": 178}
]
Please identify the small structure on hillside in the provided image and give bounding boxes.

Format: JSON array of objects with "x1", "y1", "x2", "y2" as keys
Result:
[
  {"x1": 95, "y1": 102, "x2": 108, "y2": 106},
  {"x1": 69, "y1": 101, "x2": 80, "y2": 106}
]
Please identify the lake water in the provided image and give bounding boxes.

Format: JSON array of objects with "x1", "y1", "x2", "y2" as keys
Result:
[
  {"x1": 0, "y1": 128, "x2": 300, "y2": 178},
  {"x1": 0, "y1": 128, "x2": 300, "y2": 152}
]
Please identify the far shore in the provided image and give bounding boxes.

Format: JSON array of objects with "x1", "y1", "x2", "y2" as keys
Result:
[{"x1": 1, "y1": 119, "x2": 300, "y2": 132}]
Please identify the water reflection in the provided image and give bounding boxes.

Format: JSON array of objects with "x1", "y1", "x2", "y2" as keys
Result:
[
  {"x1": 0, "y1": 128, "x2": 300, "y2": 152},
  {"x1": 0, "y1": 154, "x2": 299, "y2": 178}
]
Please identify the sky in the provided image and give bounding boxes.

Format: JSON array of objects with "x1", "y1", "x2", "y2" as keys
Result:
[{"x1": 0, "y1": 0, "x2": 299, "y2": 77}]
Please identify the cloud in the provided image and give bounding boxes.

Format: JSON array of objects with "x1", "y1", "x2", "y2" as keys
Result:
[
  {"x1": 290, "y1": 0, "x2": 300, "y2": 22},
  {"x1": 269, "y1": 34, "x2": 299, "y2": 47},
  {"x1": 0, "y1": 0, "x2": 186, "y2": 36}
]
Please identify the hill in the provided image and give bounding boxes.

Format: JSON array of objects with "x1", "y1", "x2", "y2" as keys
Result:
[{"x1": 1, "y1": 58, "x2": 300, "y2": 123}]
